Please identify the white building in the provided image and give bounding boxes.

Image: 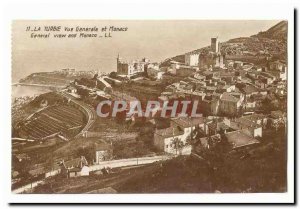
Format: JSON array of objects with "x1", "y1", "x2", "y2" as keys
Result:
[
  {"x1": 153, "y1": 117, "x2": 205, "y2": 155},
  {"x1": 153, "y1": 127, "x2": 187, "y2": 155},
  {"x1": 117, "y1": 54, "x2": 149, "y2": 77},
  {"x1": 185, "y1": 52, "x2": 200, "y2": 66}
]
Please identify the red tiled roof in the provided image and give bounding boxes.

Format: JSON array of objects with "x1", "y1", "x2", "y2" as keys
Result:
[
  {"x1": 225, "y1": 131, "x2": 259, "y2": 149},
  {"x1": 237, "y1": 118, "x2": 259, "y2": 128},
  {"x1": 54, "y1": 156, "x2": 88, "y2": 170},
  {"x1": 242, "y1": 113, "x2": 266, "y2": 121},
  {"x1": 198, "y1": 131, "x2": 258, "y2": 150},
  {"x1": 171, "y1": 117, "x2": 205, "y2": 128},
  {"x1": 221, "y1": 92, "x2": 239, "y2": 102},
  {"x1": 69, "y1": 167, "x2": 81, "y2": 172},
  {"x1": 270, "y1": 110, "x2": 285, "y2": 119},
  {"x1": 243, "y1": 85, "x2": 259, "y2": 94},
  {"x1": 154, "y1": 127, "x2": 184, "y2": 139}
]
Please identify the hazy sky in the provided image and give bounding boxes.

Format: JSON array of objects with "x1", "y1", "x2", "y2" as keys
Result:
[{"x1": 12, "y1": 20, "x2": 280, "y2": 82}]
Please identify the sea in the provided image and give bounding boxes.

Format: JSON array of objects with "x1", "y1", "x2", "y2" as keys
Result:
[{"x1": 12, "y1": 85, "x2": 51, "y2": 100}]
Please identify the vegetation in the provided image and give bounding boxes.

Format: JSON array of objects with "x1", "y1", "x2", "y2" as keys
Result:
[
  {"x1": 117, "y1": 130, "x2": 286, "y2": 193},
  {"x1": 170, "y1": 137, "x2": 184, "y2": 155}
]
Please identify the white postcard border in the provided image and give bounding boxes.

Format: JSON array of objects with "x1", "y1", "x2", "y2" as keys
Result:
[{"x1": 1, "y1": 0, "x2": 295, "y2": 204}]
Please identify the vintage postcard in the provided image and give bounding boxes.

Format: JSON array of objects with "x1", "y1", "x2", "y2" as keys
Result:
[{"x1": 10, "y1": 19, "x2": 292, "y2": 201}]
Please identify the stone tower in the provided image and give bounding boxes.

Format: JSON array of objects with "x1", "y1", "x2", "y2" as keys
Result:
[{"x1": 211, "y1": 37, "x2": 219, "y2": 53}]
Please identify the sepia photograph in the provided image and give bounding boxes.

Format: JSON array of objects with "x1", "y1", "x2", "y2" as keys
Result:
[{"x1": 11, "y1": 19, "x2": 290, "y2": 196}]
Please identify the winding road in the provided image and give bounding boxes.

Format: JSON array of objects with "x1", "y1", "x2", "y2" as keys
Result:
[{"x1": 12, "y1": 155, "x2": 172, "y2": 194}]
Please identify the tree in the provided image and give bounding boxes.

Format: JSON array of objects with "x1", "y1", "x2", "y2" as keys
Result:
[
  {"x1": 196, "y1": 132, "x2": 230, "y2": 167},
  {"x1": 109, "y1": 72, "x2": 117, "y2": 79},
  {"x1": 76, "y1": 146, "x2": 95, "y2": 164},
  {"x1": 137, "y1": 122, "x2": 155, "y2": 147},
  {"x1": 15, "y1": 159, "x2": 32, "y2": 180},
  {"x1": 171, "y1": 137, "x2": 184, "y2": 155},
  {"x1": 76, "y1": 88, "x2": 89, "y2": 99},
  {"x1": 93, "y1": 73, "x2": 98, "y2": 80},
  {"x1": 135, "y1": 141, "x2": 147, "y2": 157},
  {"x1": 272, "y1": 121, "x2": 278, "y2": 131}
]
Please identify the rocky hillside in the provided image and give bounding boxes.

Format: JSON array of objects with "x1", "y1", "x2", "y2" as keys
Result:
[{"x1": 252, "y1": 20, "x2": 287, "y2": 41}]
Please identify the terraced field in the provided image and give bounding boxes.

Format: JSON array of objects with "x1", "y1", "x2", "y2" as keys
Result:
[{"x1": 18, "y1": 105, "x2": 86, "y2": 140}]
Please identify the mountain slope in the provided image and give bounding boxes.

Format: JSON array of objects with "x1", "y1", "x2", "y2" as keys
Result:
[
  {"x1": 160, "y1": 21, "x2": 287, "y2": 66},
  {"x1": 252, "y1": 21, "x2": 287, "y2": 40}
]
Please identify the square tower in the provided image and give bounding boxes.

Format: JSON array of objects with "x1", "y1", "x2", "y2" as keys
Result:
[{"x1": 211, "y1": 37, "x2": 219, "y2": 53}]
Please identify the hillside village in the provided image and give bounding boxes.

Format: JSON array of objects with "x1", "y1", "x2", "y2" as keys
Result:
[{"x1": 12, "y1": 21, "x2": 288, "y2": 193}]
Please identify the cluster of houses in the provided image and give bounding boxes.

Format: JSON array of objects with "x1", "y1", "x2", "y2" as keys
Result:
[
  {"x1": 65, "y1": 73, "x2": 113, "y2": 101},
  {"x1": 54, "y1": 36, "x2": 287, "y2": 171},
  {"x1": 57, "y1": 156, "x2": 90, "y2": 178},
  {"x1": 150, "y1": 37, "x2": 287, "y2": 156},
  {"x1": 117, "y1": 55, "x2": 154, "y2": 77},
  {"x1": 54, "y1": 68, "x2": 99, "y2": 77},
  {"x1": 158, "y1": 37, "x2": 286, "y2": 114},
  {"x1": 65, "y1": 36, "x2": 287, "y2": 159},
  {"x1": 153, "y1": 109, "x2": 286, "y2": 156}
]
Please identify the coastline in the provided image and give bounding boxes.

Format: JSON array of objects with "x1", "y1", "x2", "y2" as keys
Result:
[{"x1": 11, "y1": 83, "x2": 62, "y2": 100}]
